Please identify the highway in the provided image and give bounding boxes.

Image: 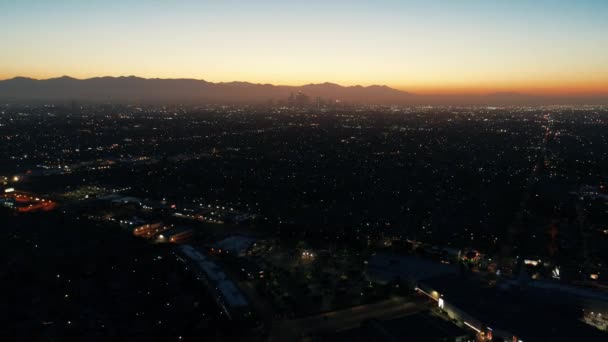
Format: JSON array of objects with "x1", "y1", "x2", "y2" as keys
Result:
[{"x1": 270, "y1": 296, "x2": 425, "y2": 341}]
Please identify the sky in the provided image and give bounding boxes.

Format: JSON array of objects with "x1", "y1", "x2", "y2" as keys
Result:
[{"x1": 1, "y1": 0, "x2": 608, "y2": 95}]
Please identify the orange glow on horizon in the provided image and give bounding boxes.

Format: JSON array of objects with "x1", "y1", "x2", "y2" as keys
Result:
[
  {"x1": 397, "y1": 83, "x2": 608, "y2": 96},
  {"x1": 2, "y1": 70, "x2": 607, "y2": 97}
]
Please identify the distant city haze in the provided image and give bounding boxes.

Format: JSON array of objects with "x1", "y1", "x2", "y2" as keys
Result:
[
  {"x1": 1, "y1": 0, "x2": 608, "y2": 96},
  {"x1": 1, "y1": 76, "x2": 607, "y2": 105}
]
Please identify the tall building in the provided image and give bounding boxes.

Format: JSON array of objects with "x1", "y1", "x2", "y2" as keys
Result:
[{"x1": 295, "y1": 91, "x2": 310, "y2": 106}]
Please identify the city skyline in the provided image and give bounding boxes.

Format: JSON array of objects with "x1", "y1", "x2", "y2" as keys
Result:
[
  {"x1": 2, "y1": 0, "x2": 608, "y2": 96},
  {"x1": 4, "y1": 1, "x2": 608, "y2": 341}
]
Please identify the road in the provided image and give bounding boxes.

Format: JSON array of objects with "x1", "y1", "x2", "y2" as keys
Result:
[
  {"x1": 501, "y1": 113, "x2": 553, "y2": 265},
  {"x1": 270, "y1": 296, "x2": 425, "y2": 341}
]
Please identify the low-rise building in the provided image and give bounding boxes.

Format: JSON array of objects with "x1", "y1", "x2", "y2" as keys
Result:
[{"x1": 177, "y1": 245, "x2": 250, "y2": 319}]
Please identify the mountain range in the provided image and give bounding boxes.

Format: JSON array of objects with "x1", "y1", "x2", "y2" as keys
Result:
[{"x1": 0, "y1": 76, "x2": 606, "y2": 105}]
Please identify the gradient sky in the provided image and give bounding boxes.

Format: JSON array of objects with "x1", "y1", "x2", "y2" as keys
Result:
[{"x1": 2, "y1": 0, "x2": 608, "y2": 94}]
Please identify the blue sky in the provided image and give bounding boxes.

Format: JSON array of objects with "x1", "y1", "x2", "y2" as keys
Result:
[{"x1": 2, "y1": 0, "x2": 607, "y2": 94}]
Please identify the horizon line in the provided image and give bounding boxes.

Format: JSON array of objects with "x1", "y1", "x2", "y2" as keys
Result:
[{"x1": 2, "y1": 74, "x2": 608, "y2": 97}]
